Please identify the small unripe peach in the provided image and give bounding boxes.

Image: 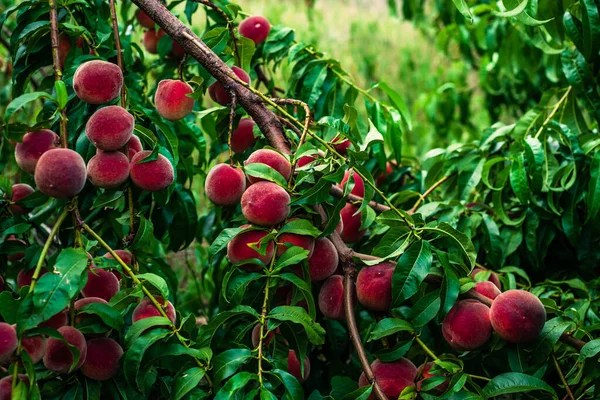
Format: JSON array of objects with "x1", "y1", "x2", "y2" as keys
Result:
[
  {"x1": 339, "y1": 204, "x2": 366, "y2": 243},
  {"x1": 277, "y1": 232, "x2": 315, "y2": 258},
  {"x1": 230, "y1": 118, "x2": 257, "y2": 154},
  {"x1": 0, "y1": 375, "x2": 29, "y2": 400},
  {"x1": 9, "y1": 183, "x2": 34, "y2": 214},
  {"x1": 81, "y1": 338, "x2": 123, "y2": 380},
  {"x1": 287, "y1": 350, "x2": 310, "y2": 383},
  {"x1": 155, "y1": 79, "x2": 194, "y2": 121},
  {"x1": 307, "y1": 238, "x2": 338, "y2": 281},
  {"x1": 490, "y1": 290, "x2": 546, "y2": 344},
  {"x1": 210, "y1": 67, "x2": 251, "y2": 106},
  {"x1": 132, "y1": 296, "x2": 176, "y2": 324},
  {"x1": 81, "y1": 267, "x2": 120, "y2": 302},
  {"x1": 338, "y1": 170, "x2": 364, "y2": 197},
  {"x1": 43, "y1": 326, "x2": 87, "y2": 373},
  {"x1": 442, "y1": 300, "x2": 492, "y2": 351},
  {"x1": 205, "y1": 164, "x2": 246, "y2": 206},
  {"x1": 318, "y1": 275, "x2": 345, "y2": 320},
  {"x1": 356, "y1": 262, "x2": 394, "y2": 311},
  {"x1": 241, "y1": 181, "x2": 290, "y2": 226},
  {"x1": 15, "y1": 129, "x2": 60, "y2": 174},
  {"x1": 86, "y1": 106, "x2": 134, "y2": 151},
  {"x1": 35, "y1": 148, "x2": 87, "y2": 198},
  {"x1": 137, "y1": 9, "x2": 155, "y2": 28},
  {"x1": 0, "y1": 323, "x2": 17, "y2": 363},
  {"x1": 227, "y1": 226, "x2": 274, "y2": 269},
  {"x1": 358, "y1": 358, "x2": 417, "y2": 399},
  {"x1": 472, "y1": 267, "x2": 502, "y2": 289},
  {"x1": 239, "y1": 16, "x2": 271, "y2": 44},
  {"x1": 130, "y1": 151, "x2": 174, "y2": 192},
  {"x1": 87, "y1": 151, "x2": 130, "y2": 189},
  {"x1": 73, "y1": 60, "x2": 123, "y2": 104},
  {"x1": 245, "y1": 149, "x2": 291, "y2": 183},
  {"x1": 474, "y1": 281, "x2": 501, "y2": 300}
]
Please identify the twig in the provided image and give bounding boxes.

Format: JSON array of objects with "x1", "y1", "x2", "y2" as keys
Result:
[
  {"x1": 255, "y1": 65, "x2": 278, "y2": 97},
  {"x1": 408, "y1": 174, "x2": 454, "y2": 214},
  {"x1": 256, "y1": 251, "x2": 277, "y2": 386},
  {"x1": 193, "y1": 0, "x2": 240, "y2": 66},
  {"x1": 552, "y1": 352, "x2": 575, "y2": 400},
  {"x1": 329, "y1": 185, "x2": 391, "y2": 213},
  {"x1": 534, "y1": 87, "x2": 572, "y2": 139},
  {"x1": 49, "y1": 0, "x2": 68, "y2": 148},
  {"x1": 228, "y1": 94, "x2": 237, "y2": 164},
  {"x1": 109, "y1": 0, "x2": 126, "y2": 107}
]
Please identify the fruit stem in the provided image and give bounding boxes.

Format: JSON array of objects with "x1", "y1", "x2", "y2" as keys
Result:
[
  {"x1": 49, "y1": 0, "x2": 68, "y2": 148},
  {"x1": 414, "y1": 335, "x2": 438, "y2": 360}
]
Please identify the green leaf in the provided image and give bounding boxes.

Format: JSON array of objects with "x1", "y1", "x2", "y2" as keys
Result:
[
  {"x1": 197, "y1": 306, "x2": 259, "y2": 346},
  {"x1": 131, "y1": 216, "x2": 154, "y2": 251},
  {"x1": 125, "y1": 316, "x2": 172, "y2": 345},
  {"x1": 214, "y1": 372, "x2": 257, "y2": 400},
  {"x1": 76, "y1": 302, "x2": 124, "y2": 331},
  {"x1": 451, "y1": 0, "x2": 474, "y2": 22},
  {"x1": 587, "y1": 151, "x2": 600, "y2": 221},
  {"x1": 368, "y1": 318, "x2": 414, "y2": 342},
  {"x1": 278, "y1": 219, "x2": 321, "y2": 237},
  {"x1": 421, "y1": 223, "x2": 476, "y2": 269},
  {"x1": 4, "y1": 92, "x2": 56, "y2": 121},
  {"x1": 209, "y1": 227, "x2": 244, "y2": 256},
  {"x1": 268, "y1": 306, "x2": 325, "y2": 345},
  {"x1": 213, "y1": 348, "x2": 252, "y2": 385},
  {"x1": 124, "y1": 328, "x2": 172, "y2": 391},
  {"x1": 392, "y1": 240, "x2": 432, "y2": 305},
  {"x1": 244, "y1": 162, "x2": 289, "y2": 187},
  {"x1": 408, "y1": 290, "x2": 441, "y2": 327},
  {"x1": 359, "y1": 119, "x2": 385, "y2": 151},
  {"x1": 270, "y1": 369, "x2": 305, "y2": 400},
  {"x1": 581, "y1": 0, "x2": 600, "y2": 61},
  {"x1": 274, "y1": 247, "x2": 310, "y2": 272},
  {"x1": 237, "y1": 36, "x2": 256, "y2": 71},
  {"x1": 54, "y1": 81, "x2": 68, "y2": 109},
  {"x1": 495, "y1": 0, "x2": 528, "y2": 17},
  {"x1": 174, "y1": 367, "x2": 206, "y2": 400},
  {"x1": 578, "y1": 339, "x2": 600, "y2": 361},
  {"x1": 482, "y1": 373, "x2": 557, "y2": 399},
  {"x1": 135, "y1": 273, "x2": 169, "y2": 300},
  {"x1": 378, "y1": 82, "x2": 412, "y2": 130}
]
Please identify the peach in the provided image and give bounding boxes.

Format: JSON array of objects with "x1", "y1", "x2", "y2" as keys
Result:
[
  {"x1": 210, "y1": 66, "x2": 251, "y2": 106},
  {"x1": 442, "y1": 300, "x2": 492, "y2": 351},
  {"x1": 205, "y1": 164, "x2": 246, "y2": 206},
  {"x1": 250, "y1": 323, "x2": 276, "y2": 348},
  {"x1": 356, "y1": 262, "x2": 394, "y2": 312},
  {"x1": 155, "y1": 79, "x2": 194, "y2": 121},
  {"x1": 239, "y1": 16, "x2": 271, "y2": 44},
  {"x1": 287, "y1": 350, "x2": 310, "y2": 383},
  {"x1": 339, "y1": 204, "x2": 366, "y2": 243},
  {"x1": 474, "y1": 281, "x2": 501, "y2": 300},
  {"x1": 86, "y1": 106, "x2": 134, "y2": 151},
  {"x1": 297, "y1": 154, "x2": 318, "y2": 168},
  {"x1": 318, "y1": 275, "x2": 345, "y2": 320},
  {"x1": 7, "y1": 236, "x2": 26, "y2": 262},
  {"x1": 81, "y1": 267, "x2": 120, "y2": 301},
  {"x1": 417, "y1": 362, "x2": 449, "y2": 393},
  {"x1": 103, "y1": 249, "x2": 134, "y2": 266},
  {"x1": 230, "y1": 118, "x2": 257, "y2": 154},
  {"x1": 40, "y1": 308, "x2": 69, "y2": 329},
  {"x1": 358, "y1": 358, "x2": 417, "y2": 399},
  {"x1": 17, "y1": 267, "x2": 48, "y2": 288},
  {"x1": 490, "y1": 290, "x2": 546, "y2": 344},
  {"x1": 244, "y1": 149, "x2": 291, "y2": 183},
  {"x1": 241, "y1": 182, "x2": 290, "y2": 226},
  {"x1": 143, "y1": 30, "x2": 185, "y2": 57},
  {"x1": 58, "y1": 34, "x2": 71, "y2": 69},
  {"x1": 338, "y1": 170, "x2": 364, "y2": 197},
  {"x1": 132, "y1": 296, "x2": 176, "y2": 324},
  {"x1": 43, "y1": 326, "x2": 87, "y2": 373},
  {"x1": 472, "y1": 268, "x2": 502, "y2": 289},
  {"x1": 0, "y1": 323, "x2": 17, "y2": 363},
  {"x1": 21, "y1": 332, "x2": 47, "y2": 364},
  {"x1": 15, "y1": 129, "x2": 60, "y2": 174},
  {"x1": 81, "y1": 338, "x2": 123, "y2": 380},
  {"x1": 130, "y1": 151, "x2": 174, "y2": 192},
  {"x1": 127, "y1": 135, "x2": 143, "y2": 159},
  {"x1": 277, "y1": 232, "x2": 315, "y2": 257},
  {"x1": 137, "y1": 9, "x2": 155, "y2": 28},
  {"x1": 34, "y1": 148, "x2": 87, "y2": 198},
  {"x1": 74, "y1": 297, "x2": 109, "y2": 324},
  {"x1": 375, "y1": 162, "x2": 396, "y2": 186},
  {"x1": 73, "y1": 60, "x2": 123, "y2": 104},
  {"x1": 227, "y1": 227, "x2": 275, "y2": 269},
  {"x1": 306, "y1": 238, "x2": 338, "y2": 281},
  {"x1": 87, "y1": 151, "x2": 130, "y2": 189},
  {"x1": 332, "y1": 137, "x2": 351, "y2": 155},
  {"x1": 9, "y1": 183, "x2": 34, "y2": 214},
  {"x1": 0, "y1": 375, "x2": 29, "y2": 400}
]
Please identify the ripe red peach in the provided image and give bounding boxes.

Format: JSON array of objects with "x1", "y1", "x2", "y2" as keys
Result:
[
  {"x1": 490, "y1": 290, "x2": 546, "y2": 344},
  {"x1": 130, "y1": 151, "x2": 174, "y2": 192},
  {"x1": 127, "y1": 135, "x2": 143, "y2": 159},
  {"x1": 318, "y1": 275, "x2": 345, "y2": 320},
  {"x1": 339, "y1": 204, "x2": 366, "y2": 243},
  {"x1": 132, "y1": 296, "x2": 176, "y2": 324},
  {"x1": 210, "y1": 66, "x2": 251, "y2": 105},
  {"x1": 239, "y1": 16, "x2": 271, "y2": 44},
  {"x1": 9, "y1": 183, "x2": 34, "y2": 214},
  {"x1": 277, "y1": 232, "x2": 315, "y2": 257},
  {"x1": 472, "y1": 267, "x2": 502, "y2": 289},
  {"x1": 34, "y1": 148, "x2": 87, "y2": 198},
  {"x1": 241, "y1": 181, "x2": 290, "y2": 226},
  {"x1": 81, "y1": 338, "x2": 123, "y2": 380},
  {"x1": 358, "y1": 358, "x2": 417, "y2": 399},
  {"x1": 40, "y1": 308, "x2": 69, "y2": 329},
  {"x1": 86, "y1": 106, "x2": 134, "y2": 151},
  {"x1": 205, "y1": 164, "x2": 246, "y2": 206},
  {"x1": 338, "y1": 170, "x2": 364, "y2": 197},
  {"x1": 43, "y1": 326, "x2": 87, "y2": 373},
  {"x1": 0, "y1": 323, "x2": 17, "y2": 363},
  {"x1": 17, "y1": 267, "x2": 48, "y2": 288},
  {"x1": 81, "y1": 267, "x2": 120, "y2": 301},
  {"x1": 58, "y1": 34, "x2": 71, "y2": 69},
  {"x1": 137, "y1": 9, "x2": 155, "y2": 28},
  {"x1": 375, "y1": 162, "x2": 395, "y2": 186},
  {"x1": 251, "y1": 323, "x2": 277, "y2": 348},
  {"x1": 474, "y1": 281, "x2": 501, "y2": 300},
  {"x1": 230, "y1": 118, "x2": 257, "y2": 153},
  {"x1": 73, "y1": 60, "x2": 123, "y2": 104},
  {"x1": 417, "y1": 362, "x2": 449, "y2": 393},
  {"x1": 332, "y1": 137, "x2": 351, "y2": 155},
  {"x1": 307, "y1": 238, "x2": 338, "y2": 281},
  {"x1": 296, "y1": 153, "x2": 319, "y2": 168},
  {"x1": 103, "y1": 249, "x2": 134, "y2": 266},
  {"x1": 74, "y1": 297, "x2": 109, "y2": 324},
  {"x1": 155, "y1": 79, "x2": 194, "y2": 121},
  {"x1": 15, "y1": 129, "x2": 60, "y2": 174},
  {"x1": 245, "y1": 149, "x2": 292, "y2": 183},
  {"x1": 87, "y1": 151, "x2": 130, "y2": 189},
  {"x1": 287, "y1": 350, "x2": 310, "y2": 383},
  {"x1": 227, "y1": 227, "x2": 275, "y2": 269},
  {"x1": 442, "y1": 300, "x2": 492, "y2": 351},
  {"x1": 0, "y1": 375, "x2": 29, "y2": 400},
  {"x1": 356, "y1": 262, "x2": 395, "y2": 311},
  {"x1": 21, "y1": 331, "x2": 47, "y2": 364}
]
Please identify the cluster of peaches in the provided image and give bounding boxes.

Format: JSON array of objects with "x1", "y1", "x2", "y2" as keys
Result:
[{"x1": 0, "y1": 248, "x2": 177, "y2": 392}]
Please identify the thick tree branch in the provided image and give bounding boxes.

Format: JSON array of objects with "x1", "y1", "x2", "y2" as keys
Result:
[{"x1": 131, "y1": 0, "x2": 289, "y2": 154}]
